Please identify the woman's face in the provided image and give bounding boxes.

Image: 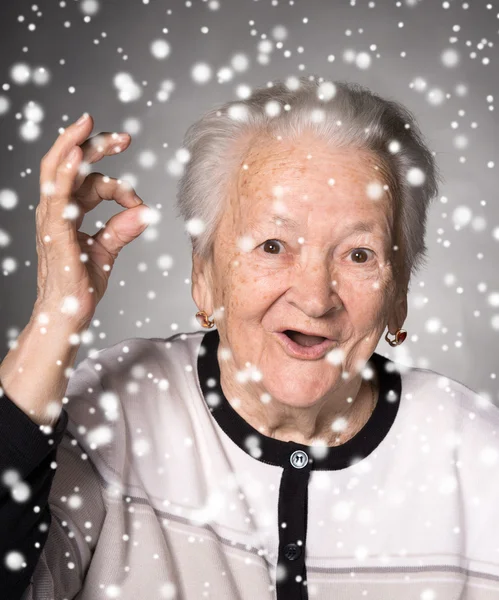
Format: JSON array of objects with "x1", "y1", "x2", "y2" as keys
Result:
[{"x1": 193, "y1": 132, "x2": 405, "y2": 409}]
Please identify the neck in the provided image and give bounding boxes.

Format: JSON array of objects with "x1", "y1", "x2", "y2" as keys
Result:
[{"x1": 218, "y1": 358, "x2": 378, "y2": 447}]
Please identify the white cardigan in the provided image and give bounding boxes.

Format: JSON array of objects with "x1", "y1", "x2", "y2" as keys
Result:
[{"x1": 16, "y1": 328, "x2": 499, "y2": 600}]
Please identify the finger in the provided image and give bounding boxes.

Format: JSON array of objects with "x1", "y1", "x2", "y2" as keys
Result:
[
  {"x1": 38, "y1": 145, "x2": 84, "y2": 238},
  {"x1": 72, "y1": 173, "x2": 143, "y2": 230},
  {"x1": 72, "y1": 132, "x2": 131, "y2": 192},
  {"x1": 91, "y1": 204, "x2": 151, "y2": 264},
  {"x1": 40, "y1": 114, "x2": 94, "y2": 189},
  {"x1": 80, "y1": 132, "x2": 131, "y2": 163}
]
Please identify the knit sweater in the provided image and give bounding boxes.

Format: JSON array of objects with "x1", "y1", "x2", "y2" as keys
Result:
[{"x1": 1, "y1": 328, "x2": 498, "y2": 600}]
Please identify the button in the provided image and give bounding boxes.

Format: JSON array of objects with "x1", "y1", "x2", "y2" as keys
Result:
[
  {"x1": 290, "y1": 449, "x2": 309, "y2": 469},
  {"x1": 283, "y1": 542, "x2": 302, "y2": 561}
]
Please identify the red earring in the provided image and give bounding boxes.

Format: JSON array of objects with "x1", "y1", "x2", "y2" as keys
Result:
[
  {"x1": 196, "y1": 310, "x2": 215, "y2": 328},
  {"x1": 385, "y1": 328, "x2": 407, "y2": 347}
]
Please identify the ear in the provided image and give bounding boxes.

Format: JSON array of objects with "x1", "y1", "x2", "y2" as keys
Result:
[
  {"x1": 191, "y1": 250, "x2": 215, "y2": 318},
  {"x1": 387, "y1": 285, "x2": 408, "y2": 335}
]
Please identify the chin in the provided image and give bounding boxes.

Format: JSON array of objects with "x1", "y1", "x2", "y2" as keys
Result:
[{"x1": 263, "y1": 374, "x2": 332, "y2": 408}]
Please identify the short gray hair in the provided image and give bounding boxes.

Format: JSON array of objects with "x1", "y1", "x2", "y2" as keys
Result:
[{"x1": 175, "y1": 75, "x2": 442, "y2": 290}]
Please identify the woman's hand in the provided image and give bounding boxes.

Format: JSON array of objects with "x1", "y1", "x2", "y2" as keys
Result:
[
  {"x1": 0, "y1": 113, "x2": 150, "y2": 425},
  {"x1": 35, "y1": 113, "x2": 150, "y2": 329}
]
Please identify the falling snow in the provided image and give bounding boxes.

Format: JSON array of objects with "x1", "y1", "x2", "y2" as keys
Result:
[{"x1": 0, "y1": 0, "x2": 498, "y2": 598}]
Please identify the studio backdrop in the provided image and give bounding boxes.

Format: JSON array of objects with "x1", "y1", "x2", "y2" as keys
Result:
[{"x1": 0, "y1": 0, "x2": 497, "y2": 404}]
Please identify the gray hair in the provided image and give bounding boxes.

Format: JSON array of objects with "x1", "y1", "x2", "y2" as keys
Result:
[{"x1": 175, "y1": 75, "x2": 442, "y2": 291}]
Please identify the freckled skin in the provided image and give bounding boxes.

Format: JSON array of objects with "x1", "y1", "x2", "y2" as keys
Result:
[{"x1": 192, "y1": 131, "x2": 408, "y2": 446}]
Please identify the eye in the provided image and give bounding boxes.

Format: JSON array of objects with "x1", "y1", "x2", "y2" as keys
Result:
[
  {"x1": 349, "y1": 248, "x2": 374, "y2": 264},
  {"x1": 260, "y1": 240, "x2": 375, "y2": 263},
  {"x1": 261, "y1": 239, "x2": 284, "y2": 254}
]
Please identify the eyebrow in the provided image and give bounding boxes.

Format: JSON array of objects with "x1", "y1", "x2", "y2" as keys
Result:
[
  {"x1": 259, "y1": 214, "x2": 377, "y2": 236},
  {"x1": 268, "y1": 214, "x2": 300, "y2": 229},
  {"x1": 342, "y1": 221, "x2": 377, "y2": 235}
]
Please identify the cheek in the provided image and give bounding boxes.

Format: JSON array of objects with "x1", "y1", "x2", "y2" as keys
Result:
[
  {"x1": 225, "y1": 253, "x2": 392, "y2": 303},
  {"x1": 355, "y1": 295, "x2": 390, "y2": 330},
  {"x1": 224, "y1": 262, "x2": 280, "y2": 311},
  {"x1": 342, "y1": 279, "x2": 389, "y2": 314},
  {"x1": 231, "y1": 256, "x2": 282, "y2": 287},
  {"x1": 343, "y1": 261, "x2": 394, "y2": 294}
]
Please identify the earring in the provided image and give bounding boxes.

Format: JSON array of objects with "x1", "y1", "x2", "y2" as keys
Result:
[
  {"x1": 196, "y1": 310, "x2": 215, "y2": 328},
  {"x1": 385, "y1": 328, "x2": 407, "y2": 347}
]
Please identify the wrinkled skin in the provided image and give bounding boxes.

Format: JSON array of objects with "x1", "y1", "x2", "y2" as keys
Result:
[{"x1": 192, "y1": 131, "x2": 408, "y2": 446}]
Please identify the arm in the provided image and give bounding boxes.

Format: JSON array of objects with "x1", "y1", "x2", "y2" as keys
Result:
[
  {"x1": 0, "y1": 111, "x2": 148, "y2": 600},
  {"x1": 0, "y1": 389, "x2": 69, "y2": 598},
  {"x1": 1, "y1": 356, "x2": 109, "y2": 600}
]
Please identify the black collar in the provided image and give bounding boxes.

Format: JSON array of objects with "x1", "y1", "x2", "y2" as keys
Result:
[{"x1": 197, "y1": 328, "x2": 401, "y2": 470}]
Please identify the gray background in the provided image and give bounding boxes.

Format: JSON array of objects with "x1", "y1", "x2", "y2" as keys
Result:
[{"x1": 0, "y1": 0, "x2": 498, "y2": 403}]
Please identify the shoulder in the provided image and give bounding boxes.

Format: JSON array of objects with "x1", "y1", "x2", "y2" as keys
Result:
[
  {"x1": 61, "y1": 331, "x2": 207, "y2": 479},
  {"x1": 78, "y1": 330, "x2": 204, "y2": 369},
  {"x1": 394, "y1": 359, "x2": 499, "y2": 451},
  {"x1": 401, "y1": 361, "x2": 497, "y2": 415},
  {"x1": 66, "y1": 330, "x2": 206, "y2": 394}
]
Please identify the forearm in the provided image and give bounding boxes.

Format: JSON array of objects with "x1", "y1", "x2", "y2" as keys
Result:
[{"x1": 0, "y1": 308, "x2": 83, "y2": 427}]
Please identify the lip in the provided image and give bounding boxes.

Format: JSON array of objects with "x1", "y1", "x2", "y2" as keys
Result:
[
  {"x1": 278, "y1": 327, "x2": 333, "y2": 340},
  {"x1": 274, "y1": 331, "x2": 337, "y2": 360}
]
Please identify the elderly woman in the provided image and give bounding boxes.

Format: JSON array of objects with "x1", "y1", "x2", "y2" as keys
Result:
[{"x1": 0, "y1": 76, "x2": 498, "y2": 600}]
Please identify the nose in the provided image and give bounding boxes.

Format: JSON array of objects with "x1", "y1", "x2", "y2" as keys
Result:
[{"x1": 285, "y1": 260, "x2": 342, "y2": 319}]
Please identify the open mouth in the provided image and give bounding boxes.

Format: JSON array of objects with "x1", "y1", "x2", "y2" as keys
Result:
[
  {"x1": 282, "y1": 329, "x2": 328, "y2": 347},
  {"x1": 275, "y1": 330, "x2": 336, "y2": 360}
]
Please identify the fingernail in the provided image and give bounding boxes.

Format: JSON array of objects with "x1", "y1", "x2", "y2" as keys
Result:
[
  {"x1": 76, "y1": 112, "x2": 89, "y2": 126},
  {"x1": 139, "y1": 206, "x2": 151, "y2": 226}
]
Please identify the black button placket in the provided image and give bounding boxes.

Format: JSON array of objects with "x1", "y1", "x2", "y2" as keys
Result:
[{"x1": 276, "y1": 449, "x2": 312, "y2": 600}]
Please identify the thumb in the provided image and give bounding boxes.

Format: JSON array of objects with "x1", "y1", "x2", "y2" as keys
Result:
[{"x1": 92, "y1": 204, "x2": 151, "y2": 261}]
